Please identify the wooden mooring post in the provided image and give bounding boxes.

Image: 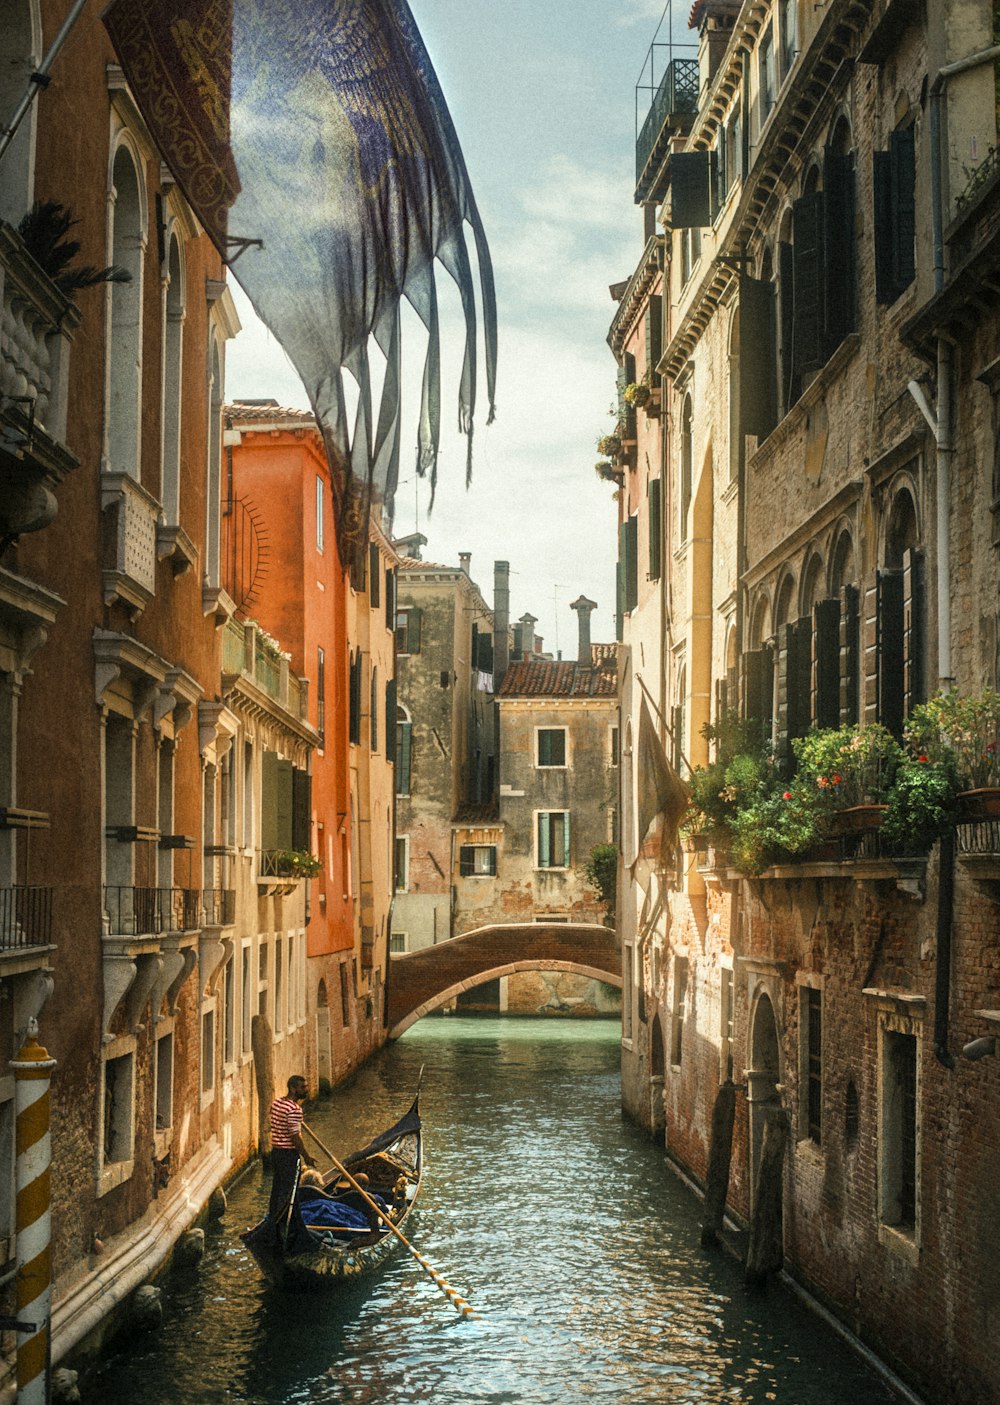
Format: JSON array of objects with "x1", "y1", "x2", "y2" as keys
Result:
[{"x1": 745, "y1": 1108, "x2": 790, "y2": 1288}]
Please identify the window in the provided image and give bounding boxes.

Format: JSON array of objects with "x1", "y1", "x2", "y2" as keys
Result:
[
  {"x1": 396, "y1": 706, "x2": 412, "y2": 795},
  {"x1": 801, "y1": 985, "x2": 822, "y2": 1145},
  {"x1": 395, "y1": 835, "x2": 409, "y2": 892},
  {"x1": 369, "y1": 544, "x2": 380, "y2": 605},
  {"x1": 395, "y1": 608, "x2": 421, "y2": 654},
  {"x1": 370, "y1": 666, "x2": 379, "y2": 752},
  {"x1": 623, "y1": 944, "x2": 634, "y2": 1043},
  {"x1": 680, "y1": 395, "x2": 693, "y2": 540},
  {"x1": 390, "y1": 932, "x2": 407, "y2": 954},
  {"x1": 648, "y1": 477, "x2": 662, "y2": 580},
  {"x1": 223, "y1": 954, "x2": 235, "y2": 1067},
  {"x1": 537, "y1": 811, "x2": 570, "y2": 869},
  {"x1": 274, "y1": 937, "x2": 284, "y2": 1033},
  {"x1": 161, "y1": 232, "x2": 184, "y2": 524},
  {"x1": 878, "y1": 489, "x2": 924, "y2": 738},
  {"x1": 201, "y1": 1008, "x2": 215, "y2": 1095},
  {"x1": 241, "y1": 943, "x2": 253, "y2": 1056},
  {"x1": 618, "y1": 514, "x2": 638, "y2": 616},
  {"x1": 316, "y1": 475, "x2": 324, "y2": 551},
  {"x1": 339, "y1": 961, "x2": 351, "y2": 1026},
  {"x1": 155, "y1": 1032, "x2": 173, "y2": 1130},
  {"x1": 880, "y1": 1029, "x2": 918, "y2": 1233},
  {"x1": 385, "y1": 568, "x2": 395, "y2": 625},
  {"x1": 758, "y1": 27, "x2": 776, "y2": 126},
  {"x1": 205, "y1": 336, "x2": 224, "y2": 589},
  {"x1": 459, "y1": 845, "x2": 497, "y2": 877},
  {"x1": 779, "y1": 0, "x2": 797, "y2": 77},
  {"x1": 609, "y1": 725, "x2": 619, "y2": 765},
  {"x1": 349, "y1": 650, "x2": 362, "y2": 744},
  {"x1": 242, "y1": 739, "x2": 254, "y2": 847},
  {"x1": 536, "y1": 728, "x2": 567, "y2": 768},
  {"x1": 107, "y1": 142, "x2": 145, "y2": 478},
  {"x1": 103, "y1": 1051, "x2": 135, "y2": 1163},
  {"x1": 670, "y1": 956, "x2": 688, "y2": 1066},
  {"x1": 0, "y1": 3, "x2": 38, "y2": 226},
  {"x1": 874, "y1": 127, "x2": 916, "y2": 305},
  {"x1": 317, "y1": 647, "x2": 325, "y2": 748}
]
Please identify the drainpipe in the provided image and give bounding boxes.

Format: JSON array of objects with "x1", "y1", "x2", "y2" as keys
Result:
[
  {"x1": 0, "y1": 0, "x2": 89, "y2": 165},
  {"x1": 934, "y1": 833, "x2": 956, "y2": 1068}
]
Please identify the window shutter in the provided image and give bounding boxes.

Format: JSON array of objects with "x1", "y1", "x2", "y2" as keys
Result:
[
  {"x1": 792, "y1": 191, "x2": 824, "y2": 375},
  {"x1": 625, "y1": 515, "x2": 639, "y2": 611},
  {"x1": 385, "y1": 680, "x2": 396, "y2": 763},
  {"x1": 615, "y1": 560, "x2": 624, "y2": 641},
  {"x1": 369, "y1": 544, "x2": 380, "y2": 606},
  {"x1": 459, "y1": 845, "x2": 474, "y2": 877},
  {"x1": 671, "y1": 150, "x2": 712, "y2": 228},
  {"x1": 276, "y1": 758, "x2": 294, "y2": 848},
  {"x1": 397, "y1": 721, "x2": 411, "y2": 795},
  {"x1": 648, "y1": 477, "x2": 662, "y2": 580},
  {"x1": 890, "y1": 127, "x2": 917, "y2": 293},
  {"x1": 260, "y1": 751, "x2": 279, "y2": 850},
  {"x1": 562, "y1": 813, "x2": 572, "y2": 868},
  {"x1": 903, "y1": 548, "x2": 925, "y2": 716},
  {"x1": 709, "y1": 147, "x2": 721, "y2": 221},
  {"x1": 761, "y1": 640, "x2": 775, "y2": 737},
  {"x1": 791, "y1": 616, "x2": 812, "y2": 743},
  {"x1": 740, "y1": 275, "x2": 778, "y2": 439},
  {"x1": 778, "y1": 241, "x2": 796, "y2": 413},
  {"x1": 671, "y1": 703, "x2": 684, "y2": 771},
  {"x1": 370, "y1": 669, "x2": 378, "y2": 751},
  {"x1": 407, "y1": 607, "x2": 422, "y2": 654},
  {"x1": 471, "y1": 622, "x2": 479, "y2": 670},
  {"x1": 623, "y1": 353, "x2": 637, "y2": 439},
  {"x1": 823, "y1": 146, "x2": 855, "y2": 352},
  {"x1": 743, "y1": 648, "x2": 763, "y2": 724},
  {"x1": 385, "y1": 568, "x2": 395, "y2": 622},
  {"x1": 877, "y1": 569, "x2": 905, "y2": 737},
  {"x1": 349, "y1": 652, "x2": 362, "y2": 744},
  {"x1": 646, "y1": 299, "x2": 663, "y2": 370},
  {"x1": 291, "y1": 767, "x2": 311, "y2": 852},
  {"x1": 538, "y1": 813, "x2": 550, "y2": 868},
  {"x1": 873, "y1": 149, "x2": 898, "y2": 304},
  {"x1": 775, "y1": 622, "x2": 795, "y2": 767},
  {"x1": 839, "y1": 584, "x2": 860, "y2": 725},
  {"x1": 813, "y1": 597, "x2": 841, "y2": 728}
]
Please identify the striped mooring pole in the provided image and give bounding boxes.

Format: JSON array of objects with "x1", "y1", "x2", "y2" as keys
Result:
[{"x1": 11, "y1": 1019, "x2": 56, "y2": 1405}]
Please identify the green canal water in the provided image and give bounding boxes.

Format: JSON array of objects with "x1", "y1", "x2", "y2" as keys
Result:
[{"x1": 83, "y1": 1018, "x2": 899, "y2": 1404}]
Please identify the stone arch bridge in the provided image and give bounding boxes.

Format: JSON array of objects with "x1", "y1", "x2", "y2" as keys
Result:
[{"x1": 386, "y1": 922, "x2": 621, "y2": 1038}]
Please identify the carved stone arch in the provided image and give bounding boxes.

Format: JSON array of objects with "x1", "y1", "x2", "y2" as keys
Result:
[
  {"x1": 802, "y1": 157, "x2": 822, "y2": 196},
  {"x1": 773, "y1": 569, "x2": 797, "y2": 631},
  {"x1": 883, "y1": 477, "x2": 921, "y2": 567},
  {"x1": 799, "y1": 549, "x2": 825, "y2": 617},
  {"x1": 749, "y1": 591, "x2": 772, "y2": 649},
  {"x1": 830, "y1": 522, "x2": 856, "y2": 594},
  {"x1": 107, "y1": 127, "x2": 149, "y2": 243},
  {"x1": 828, "y1": 109, "x2": 854, "y2": 156}
]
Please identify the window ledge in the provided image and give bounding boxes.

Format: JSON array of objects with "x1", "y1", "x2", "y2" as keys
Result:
[
  {"x1": 97, "y1": 1158, "x2": 134, "y2": 1199},
  {"x1": 157, "y1": 522, "x2": 197, "y2": 576},
  {"x1": 202, "y1": 585, "x2": 236, "y2": 628},
  {"x1": 878, "y1": 1222, "x2": 920, "y2": 1264}
]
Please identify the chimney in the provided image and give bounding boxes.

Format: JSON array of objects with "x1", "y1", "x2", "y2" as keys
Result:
[
  {"x1": 392, "y1": 531, "x2": 427, "y2": 561},
  {"x1": 518, "y1": 613, "x2": 537, "y2": 661},
  {"x1": 493, "y1": 560, "x2": 510, "y2": 684},
  {"x1": 570, "y1": 595, "x2": 597, "y2": 665},
  {"x1": 693, "y1": 1, "x2": 741, "y2": 92},
  {"x1": 458, "y1": 551, "x2": 471, "y2": 576}
]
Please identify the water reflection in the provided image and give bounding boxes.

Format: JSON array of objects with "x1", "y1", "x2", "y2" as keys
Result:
[{"x1": 84, "y1": 1019, "x2": 895, "y2": 1404}]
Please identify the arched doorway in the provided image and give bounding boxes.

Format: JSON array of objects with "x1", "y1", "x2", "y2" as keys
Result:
[
  {"x1": 747, "y1": 990, "x2": 781, "y2": 1208},
  {"x1": 649, "y1": 1012, "x2": 666, "y2": 1137},
  {"x1": 316, "y1": 978, "x2": 331, "y2": 1090}
]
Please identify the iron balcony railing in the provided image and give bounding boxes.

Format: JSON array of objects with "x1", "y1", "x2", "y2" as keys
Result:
[
  {"x1": 957, "y1": 818, "x2": 1000, "y2": 857},
  {"x1": 636, "y1": 57, "x2": 699, "y2": 188},
  {"x1": 0, "y1": 886, "x2": 53, "y2": 949},
  {"x1": 202, "y1": 888, "x2": 236, "y2": 926},
  {"x1": 104, "y1": 886, "x2": 201, "y2": 937}
]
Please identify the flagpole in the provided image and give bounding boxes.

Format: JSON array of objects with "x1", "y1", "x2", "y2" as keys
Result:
[
  {"x1": 634, "y1": 671, "x2": 692, "y2": 776},
  {"x1": 0, "y1": 0, "x2": 89, "y2": 165}
]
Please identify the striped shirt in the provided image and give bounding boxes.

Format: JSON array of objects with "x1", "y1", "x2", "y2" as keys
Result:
[{"x1": 270, "y1": 1095, "x2": 303, "y2": 1150}]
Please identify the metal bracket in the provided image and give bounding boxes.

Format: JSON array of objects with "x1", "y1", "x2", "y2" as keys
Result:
[
  {"x1": 0, "y1": 1316, "x2": 38, "y2": 1332},
  {"x1": 224, "y1": 237, "x2": 264, "y2": 265}
]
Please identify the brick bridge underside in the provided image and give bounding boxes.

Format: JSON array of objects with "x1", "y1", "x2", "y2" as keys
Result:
[{"x1": 386, "y1": 922, "x2": 622, "y2": 1038}]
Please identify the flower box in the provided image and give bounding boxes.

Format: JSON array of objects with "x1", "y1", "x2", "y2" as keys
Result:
[
  {"x1": 831, "y1": 804, "x2": 888, "y2": 835},
  {"x1": 956, "y1": 787, "x2": 1000, "y2": 820}
]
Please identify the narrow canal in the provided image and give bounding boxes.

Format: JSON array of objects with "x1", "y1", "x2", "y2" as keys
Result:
[{"x1": 84, "y1": 1018, "x2": 899, "y2": 1404}]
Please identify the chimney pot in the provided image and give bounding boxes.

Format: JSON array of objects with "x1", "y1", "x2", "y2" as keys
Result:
[{"x1": 570, "y1": 595, "x2": 598, "y2": 666}]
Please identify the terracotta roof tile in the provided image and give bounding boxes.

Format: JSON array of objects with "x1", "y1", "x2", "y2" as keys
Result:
[
  {"x1": 225, "y1": 402, "x2": 317, "y2": 426},
  {"x1": 453, "y1": 800, "x2": 500, "y2": 824},
  {"x1": 498, "y1": 654, "x2": 617, "y2": 699}
]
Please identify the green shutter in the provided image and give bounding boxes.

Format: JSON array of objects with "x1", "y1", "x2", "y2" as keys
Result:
[
  {"x1": 890, "y1": 127, "x2": 916, "y2": 293},
  {"x1": 407, "y1": 607, "x2": 422, "y2": 654},
  {"x1": 276, "y1": 758, "x2": 294, "y2": 849},
  {"x1": 625, "y1": 515, "x2": 638, "y2": 612},
  {"x1": 397, "y1": 722, "x2": 411, "y2": 795},
  {"x1": 615, "y1": 560, "x2": 624, "y2": 641},
  {"x1": 903, "y1": 548, "x2": 925, "y2": 716},
  {"x1": 563, "y1": 812, "x2": 571, "y2": 867},
  {"x1": 291, "y1": 767, "x2": 311, "y2": 852},
  {"x1": 823, "y1": 146, "x2": 855, "y2": 352},
  {"x1": 813, "y1": 598, "x2": 841, "y2": 729},
  {"x1": 385, "y1": 680, "x2": 397, "y2": 763},
  {"x1": 792, "y1": 191, "x2": 824, "y2": 374},
  {"x1": 648, "y1": 478, "x2": 662, "y2": 580},
  {"x1": 671, "y1": 150, "x2": 711, "y2": 227},
  {"x1": 740, "y1": 274, "x2": 778, "y2": 439},
  {"x1": 839, "y1": 584, "x2": 860, "y2": 724},
  {"x1": 646, "y1": 299, "x2": 663, "y2": 370},
  {"x1": 369, "y1": 544, "x2": 380, "y2": 606},
  {"x1": 459, "y1": 845, "x2": 474, "y2": 877},
  {"x1": 877, "y1": 569, "x2": 905, "y2": 738},
  {"x1": 260, "y1": 751, "x2": 280, "y2": 851}
]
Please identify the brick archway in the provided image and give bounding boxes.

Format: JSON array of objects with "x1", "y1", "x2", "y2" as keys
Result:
[{"x1": 387, "y1": 922, "x2": 621, "y2": 1038}]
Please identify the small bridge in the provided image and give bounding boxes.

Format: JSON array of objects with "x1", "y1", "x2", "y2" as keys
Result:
[{"x1": 386, "y1": 922, "x2": 621, "y2": 1038}]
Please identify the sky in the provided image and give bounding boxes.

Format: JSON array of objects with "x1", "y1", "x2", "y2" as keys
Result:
[{"x1": 225, "y1": 0, "x2": 693, "y2": 656}]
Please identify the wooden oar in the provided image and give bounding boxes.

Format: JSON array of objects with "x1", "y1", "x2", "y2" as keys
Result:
[{"x1": 301, "y1": 1121, "x2": 479, "y2": 1320}]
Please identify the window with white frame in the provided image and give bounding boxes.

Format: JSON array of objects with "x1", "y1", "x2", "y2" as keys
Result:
[
  {"x1": 536, "y1": 811, "x2": 570, "y2": 869},
  {"x1": 102, "y1": 1047, "x2": 135, "y2": 1164},
  {"x1": 106, "y1": 140, "x2": 145, "y2": 478},
  {"x1": 161, "y1": 230, "x2": 184, "y2": 524},
  {"x1": 241, "y1": 941, "x2": 253, "y2": 1055},
  {"x1": 201, "y1": 1006, "x2": 215, "y2": 1097},
  {"x1": 395, "y1": 835, "x2": 409, "y2": 892},
  {"x1": 609, "y1": 725, "x2": 619, "y2": 766},
  {"x1": 223, "y1": 952, "x2": 236, "y2": 1067},
  {"x1": 459, "y1": 844, "x2": 497, "y2": 877},
  {"x1": 274, "y1": 936, "x2": 284, "y2": 1033},
  {"x1": 316, "y1": 474, "x2": 325, "y2": 552},
  {"x1": 758, "y1": 26, "x2": 776, "y2": 126},
  {"x1": 390, "y1": 931, "x2": 407, "y2": 954},
  {"x1": 536, "y1": 727, "x2": 567, "y2": 768}
]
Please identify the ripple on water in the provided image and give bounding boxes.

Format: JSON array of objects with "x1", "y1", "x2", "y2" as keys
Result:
[{"x1": 83, "y1": 1018, "x2": 898, "y2": 1405}]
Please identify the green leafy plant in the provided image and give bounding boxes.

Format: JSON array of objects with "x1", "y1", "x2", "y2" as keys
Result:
[
  {"x1": 623, "y1": 381, "x2": 651, "y2": 408},
  {"x1": 595, "y1": 460, "x2": 623, "y2": 485},
  {"x1": 17, "y1": 200, "x2": 132, "y2": 295},
  {"x1": 792, "y1": 723, "x2": 902, "y2": 807},
  {"x1": 597, "y1": 433, "x2": 622, "y2": 458},
  {"x1": 585, "y1": 843, "x2": 618, "y2": 914},
  {"x1": 268, "y1": 849, "x2": 322, "y2": 878},
  {"x1": 882, "y1": 754, "x2": 958, "y2": 854},
  {"x1": 905, "y1": 689, "x2": 1000, "y2": 790}
]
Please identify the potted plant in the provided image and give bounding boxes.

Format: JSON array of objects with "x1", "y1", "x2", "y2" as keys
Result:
[
  {"x1": 269, "y1": 849, "x2": 322, "y2": 878},
  {"x1": 905, "y1": 689, "x2": 1000, "y2": 818},
  {"x1": 623, "y1": 381, "x2": 651, "y2": 409},
  {"x1": 793, "y1": 724, "x2": 903, "y2": 833},
  {"x1": 597, "y1": 433, "x2": 622, "y2": 459},
  {"x1": 595, "y1": 460, "x2": 624, "y2": 486},
  {"x1": 882, "y1": 752, "x2": 958, "y2": 854}
]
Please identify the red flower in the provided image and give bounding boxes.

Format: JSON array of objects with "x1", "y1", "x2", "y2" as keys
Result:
[
  {"x1": 818, "y1": 776, "x2": 829, "y2": 788},
  {"x1": 782, "y1": 791, "x2": 792, "y2": 800},
  {"x1": 918, "y1": 754, "x2": 929, "y2": 763},
  {"x1": 831, "y1": 773, "x2": 841, "y2": 785}
]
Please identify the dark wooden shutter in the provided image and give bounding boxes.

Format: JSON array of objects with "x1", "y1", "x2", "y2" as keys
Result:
[
  {"x1": 369, "y1": 544, "x2": 380, "y2": 606},
  {"x1": 740, "y1": 275, "x2": 778, "y2": 439},
  {"x1": 813, "y1": 597, "x2": 841, "y2": 729},
  {"x1": 646, "y1": 299, "x2": 663, "y2": 370},
  {"x1": 406, "y1": 607, "x2": 422, "y2": 654},
  {"x1": 276, "y1": 758, "x2": 293, "y2": 848},
  {"x1": 743, "y1": 648, "x2": 763, "y2": 724},
  {"x1": 903, "y1": 548, "x2": 925, "y2": 716},
  {"x1": 471, "y1": 622, "x2": 479, "y2": 671},
  {"x1": 873, "y1": 149, "x2": 895, "y2": 304},
  {"x1": 671, "y1": 150, "x2": 711, "y2": 228},
  {"x1": 625, "y1": 515, "x2": 639, "y2": 611},
  {"x1": 292, "y1": 767, "x2": 311, "y2": 852},
  {"x1": 260, "y1": 750, "x2": 279, "y2": 850},
  {"x1": 823, "y1": 147, "x2": 855, "y2": 352},
  {"x1": 623, "y1": 353, "x2": 637, "y2": 438},
  {"x1": 385, "y1": 679, "x2": 397, "y2": 763},
  {"x1": 877, "y1": 569, "x2": 905, "y2": 737},
  {"x1": 775, "y1": 622, "x2": 794, "y2": 767},
  {"x1": 891, "y1": 127, "x2": 917, "y2": 292},
  {"x1": 615, "y1": 560, "x2": 624, "y2": 641},
  {"x1": 385, "y1": 568, "x2": 395, "y2": 623},
  {"x1": 791, "y1": 616, "x2": 813, "y2": 742},
  {"x1": 459, "y1": 845, "x2": 475, "y2": 877},
  {"x1": 349, "y1": 651, "x2": 362, "y2": 744},
  {"x1": 648, "y1": 477, "x2": 662, "y2": 580},
  {"x1": 779, "y1": 240, "x2": 796, "y2": 412},
  {"x1": 397, "y1": 720, "x2": 411, "y2": 794},
  {"x1": 792, "y1": 191, "x2": 824, "y2": 375},
  {"x1": 839, "y1": 583, "x2": 860, "y2": 724}
]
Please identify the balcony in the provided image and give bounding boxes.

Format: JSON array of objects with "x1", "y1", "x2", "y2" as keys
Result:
[
  {"x1": 103, "y1": 885, "x2": 200, "y2": 937},
  {"x1": 101, "y1": 471, "x2": 160, "y2": 616},
  {"x1": 222, "y1": 617, "x2": 309, "y2": 722},
  {"x1": 0, "y1": 885, "x2": 53, "y2": 948},
  {"x1": 635, "y1": 57, "x2": 699, "y2": 203},
  {"x1": 957, "y1": 817, "x2": 1000, "y2": 882},
  {"x1": 0, "y1": 223, "x2": 80, "y2": 544},
  {"x1": 202, "y1": 888, "x2": 236, "y2": 926}
]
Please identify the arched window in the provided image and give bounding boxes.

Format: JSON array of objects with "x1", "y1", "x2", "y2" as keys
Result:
[
  {"x1": 744, "y1": 594, "x2": 774, "y2": 739},
  {"x1": 0, "y1": 2, "x2": 40, "y2": 226},
  {"x1": 728, "y1": 307, "x2": 741, "y2": 484},
  {"x1": 680, "y1": 394, "x2": 693, "y2": 541},
  {"x1": 106, "y1": 141, "x2": 145, "y2": 478},
  {"x1": 161, "y1": 230, "x2": 185, "y2": 524},
  {"x1": 204, "y1": 333, "x2": 224, "y2": 589},
  {"x1": 878, "y1": 487, "x2": 924, "y2": 735}
]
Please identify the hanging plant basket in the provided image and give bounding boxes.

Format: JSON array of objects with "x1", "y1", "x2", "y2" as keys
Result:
[
  {"x1": 597, "y1": 434, "x2": 622, "y2": 458},
  {"x1": 595, "y1": 460, "x2": 624, "y2": 485},
  {"x1": 623, "y1": 382, "x2": 651, "y2": 409}
]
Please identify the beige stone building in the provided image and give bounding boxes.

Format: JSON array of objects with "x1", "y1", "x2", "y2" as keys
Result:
[{"x1": 614, "y1": 0, "x2": 1000, "y2": 1399}]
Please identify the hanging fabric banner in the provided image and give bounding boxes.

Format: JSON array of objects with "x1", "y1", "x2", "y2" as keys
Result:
[{"x1": 103, "y1": 0, "x2": 497, "y2": 568}]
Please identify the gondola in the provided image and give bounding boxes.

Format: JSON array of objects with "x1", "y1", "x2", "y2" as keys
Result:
[{"x1": 241, "y1": 1089, "x2": 423, "y2": 1289}]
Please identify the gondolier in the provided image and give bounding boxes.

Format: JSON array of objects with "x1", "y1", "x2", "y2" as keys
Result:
[{"x1": 268, "y1": 1075, "x2": 315, "y2": 1217}]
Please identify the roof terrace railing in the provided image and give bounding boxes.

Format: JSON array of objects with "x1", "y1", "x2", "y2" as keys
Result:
[{"x1": 636, "y1": 56, "x2": 700, "y2": 192}]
